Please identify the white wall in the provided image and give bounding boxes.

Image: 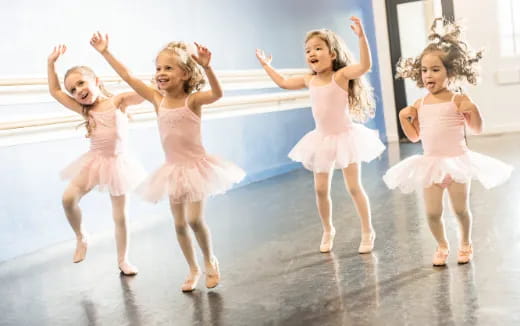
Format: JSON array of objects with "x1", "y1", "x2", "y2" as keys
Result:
[{"x1": 453, "y1": 1, "x2": 520, "y2": 135}]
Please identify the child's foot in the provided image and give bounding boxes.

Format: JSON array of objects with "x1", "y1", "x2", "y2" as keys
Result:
[
  {"x1": 432, "y1": 247, "x2": 450, "y2": 266},
  {"x1": 73, "y1": 236, "x2": 88, "y2": 263},
  {"x1": 457, "y1": 244, "x2": 473, "y2": 264},
  {"x1": 320, "y1": 227, "x2": 336, "y2": 253},
  {"x1": 181, "y1": 269, "x2": 202, "y2": 292},
  {"x1": 358, "y1": 231, "x2": 376, "y2": 254},
  {"x1": 119, "y1": 261, "x2": 139, "y2": 276},
  {"x1": 205, "y1": 256, "x2": 220, "y2": 289}
]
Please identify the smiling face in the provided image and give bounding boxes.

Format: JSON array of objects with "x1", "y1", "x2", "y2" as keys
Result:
[
  {"x1": 421, "y1": 52, "x2": 450, "y2": 94},
  {"x1": 154, "y1": 52, "x2": 189, "y2": 91},
  {"x1": 305, "y1": 36, "x2": 336, "y2": 74},
  {"x1": 64, "y1": 71, "x2": 101, "y2": 105}
]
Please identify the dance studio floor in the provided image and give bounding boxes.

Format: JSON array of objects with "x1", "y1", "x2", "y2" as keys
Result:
[{"x1": 1, "y1": 133, "x2": 520, "y2": 326}]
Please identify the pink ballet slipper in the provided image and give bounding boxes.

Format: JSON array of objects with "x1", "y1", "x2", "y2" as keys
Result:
[
  {"x1": 205, "y1": 257, "x2": 220, "y2": 289},
  {"x1": 358, "y1": 231, "x2": 376, "y2": 254},
  {"x1": 181, "y1": 269, "x2": 202, "y2": 292},
  {"x1": 457, "y1": 244, "x2": 473, "y2": 264},
  {"x1": 73, "y1": 237, "x2": 88, "y2": 263},
  {"x1": 432, "y1": 247, "x2": 450, "y2": 266},
  {"x1": 320, "y1": 227, "x2": 336, "y2": 253},
  {"x1": 119, "y1": 261, "x2": 139, "y2": 276}
]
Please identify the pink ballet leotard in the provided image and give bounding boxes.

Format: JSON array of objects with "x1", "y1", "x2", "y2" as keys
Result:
[
  {"x1": 383, "y1": 94, "x2": 513, "y2": 193},
  {"x1": 288, "y1": 74, "x2": 385, "y2": 172},
  {"x1": 61, "y1": 100, "x2": 146, "y2": 196},
  {"x1": 139, "y1": 97, "x2": 245, "y2": 203}
]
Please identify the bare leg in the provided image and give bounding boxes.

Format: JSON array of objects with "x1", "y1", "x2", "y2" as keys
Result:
[
  {"x1": 314, "y1": 171, "x2": 336, "y2": 252},
  {"x1": 423, "y1": 184, "x2": 449, "y2": 265},
  {"x1": 62, "y1": 172, "x2": 93, "y2": 263},
  {"x1": 447, "y1": 181, "x2": 474, "y2": 264},
  {"x1": 341, "y1": 163, "x2": 375, "y2": 253},
  {"x1": 187, "y1": 200, "x2": 220, "y2": 289},
  {"x1": 170, "y1": 199, "x2": 201, "y2": 291},
  {"x1": 110, "y1": 194, "x2": 138, "y2": 275}
]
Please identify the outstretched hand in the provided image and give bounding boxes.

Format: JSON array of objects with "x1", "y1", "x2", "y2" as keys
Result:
[
  {"x1": 192, "y1": 42, "x2": 212, "y2": 68},
  {"x1": 349, "y1": 16, "x2": 365, "y2": 38},
  {"x1": 90, "y1": 32, "x2": 109, "y2": 53},
  {"x1": 255, "y1": 49, "x2": 272, "y2": 66},
  {"x1": 48, "y1": 44, "x2": 67, "y2": 64}
]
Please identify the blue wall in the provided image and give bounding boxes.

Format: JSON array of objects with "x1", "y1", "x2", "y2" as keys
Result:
[{"x1": 0, "y1": 0, "x2": 385, "y2": 261}]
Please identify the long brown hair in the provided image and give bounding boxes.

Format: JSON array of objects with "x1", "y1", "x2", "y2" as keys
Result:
[
  {"x1": 64, "y1": 66, "x2": 112, "y2": 137},
  {"x1": 157, "y1": 42, "x2": 206, "y2": 94},
  {"x1": 305, "y1": 29, "x2": 376, "y2": 122},
  {"x1": 396, "y1": 18, "x2": 483, "y2": 89}
]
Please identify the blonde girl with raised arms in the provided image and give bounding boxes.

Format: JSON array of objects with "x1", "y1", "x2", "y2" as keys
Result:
[{"x1": 91, "y1": 32, "x2": 245, "y2": 291}]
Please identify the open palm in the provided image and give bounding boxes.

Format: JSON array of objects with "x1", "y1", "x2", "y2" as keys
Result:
[
  {"x1": 192, "y1": 42, "x2": 212, "y2": 67},
  {"x1": 255, "y1": 49, "x2": 272, "y2": 66},
  {"x1": 90, "y1": 32, "x2": 109, "y2": 53}
]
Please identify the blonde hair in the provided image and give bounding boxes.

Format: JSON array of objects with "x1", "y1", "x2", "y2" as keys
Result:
[
  {"x1": 157, "y1": 41, "x2": 206, "y2": 93},
  {"x1": 396, "y1": 18, "x2": 483, "y2": 89},
  {"x1": 64, "y1": 66, "x2": 112, "y2": 138},
  {"x1": 305, "y1": 29, "x2": 375, "y2": 122}
]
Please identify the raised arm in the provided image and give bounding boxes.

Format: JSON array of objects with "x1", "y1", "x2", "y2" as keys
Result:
[
  {"x1": 337, "y1": 16, "x2": 372, "y2": 81},
  {"x1": 114, "y1": 92, "x2": 145, "y2": 113},
  {"x1": 90, "y1": 32, "x2": 161, "y2": 107},
  {"x1": 47, "y1": 45, "x2": 82, "y2": 113},
  {"x1": 399, "y1": 102, "x2": 421, "y2": 142},
  {"x1": 456, "y1": 94, "x2": 483, "y2": 134},
  {"x1": 190, "y1": 42, "x2": 223, "y2": 107},
  {"x1": 256, "y1": 49, "x2": 306, "y2": 90}
]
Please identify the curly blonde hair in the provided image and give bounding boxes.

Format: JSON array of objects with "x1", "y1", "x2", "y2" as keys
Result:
[
  {"x1": 396, "y1": 18, "x2": 483, "y2": 88},
  {"x1": 64, "y1": 66, "x2": 112, "y2": 138},
  {"x1": 305, "y1": 29, "x2": 375, "y2": 123},
  {"x1": 157, "y1": 42, "x2": 206, "y2": 94}
]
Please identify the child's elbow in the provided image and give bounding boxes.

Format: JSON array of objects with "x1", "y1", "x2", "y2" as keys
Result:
[
  {"x1": 364, "y1": 61, "x2": 372, "y2": 72},
  {"x1": 213, "y1": 90, "x2": 223, "y2": 100},
  {"x1": 471, "y1": 125, "x2": 483, "y2": 135}
]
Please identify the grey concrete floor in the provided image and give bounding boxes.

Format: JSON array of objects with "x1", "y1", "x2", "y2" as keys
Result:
[{"x1": 1, "y1": 133, "x2": 520, "y2": 326}]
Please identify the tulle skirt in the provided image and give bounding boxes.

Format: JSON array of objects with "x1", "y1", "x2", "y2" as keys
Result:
[
  {"x1": 138, "y1": 155, "x2": 245, "y2": 203},
  {"x1": 288, "y1": 124, "x2": 385, "y2": 172},
  {"x1": 383, "y1": 151, "x2": 513, "y2": 193},
  {"x1": 61, "y1": 151, "x2": 147, "y2": 196}
]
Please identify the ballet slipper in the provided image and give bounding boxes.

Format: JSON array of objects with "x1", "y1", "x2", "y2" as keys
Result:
[
  {"x1": 119, "y1": 261, "x2": 139, "y2": 276},
  {"x1": 457, "y1": 244, "x2": 473, "y2": 264},
  {"x1": 432, "y1": 247, "x2": 450, "y2": 266},
  {"x1": 181, "y1": 269, "x2": 202, "y2": 292},
  {"x1": 73, "y1": 236, "x2": 88, "y2": 263},
  {"x1": 320, "y1": 227, "x2": 336, "y2": 253},
  {"x1": 358, "y1": 231, "x2": 376, "y2": 254},
  {"x1": 205, "y1": 257, "x2": 220, "y2": 289}
]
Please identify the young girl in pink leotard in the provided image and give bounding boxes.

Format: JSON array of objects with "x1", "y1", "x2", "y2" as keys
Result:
[
  {"x1": 256, "y1": 17, "x2": 385, "y2": 254},
  {"x1": 383, "y1": 18, "x2": 512, "y2": 266},
  {"x1": 91, "y1": 33, "x2": 245, "y2": 292},
  {"x1": 47, "y1": 45, "x2": 146, "y2": 275}
]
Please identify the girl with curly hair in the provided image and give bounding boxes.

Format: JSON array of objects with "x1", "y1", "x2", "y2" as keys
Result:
[
  {"x1": 256, "y1": 17, "x2": 385, "y2": 254},
  {"x1": 91, "y1": 32, "x2": 245, "y2": 291},
  {"x1": 383, "y1": 18, "x2": 513, "y2": 266}
]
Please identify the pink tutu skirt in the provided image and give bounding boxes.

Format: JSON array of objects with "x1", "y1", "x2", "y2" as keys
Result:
[
  {"x1": 383, "y1": 151, "x2": 513, "y2": 193},
  {"x1": 138, "y1": 155, "x2": 245, "y2": 203},
  {"x1": 288, "y1": 124, "x2": 385, "y2": 172},
  {"x1": 61, "y1": 151, "x2": 147, "y2": 196}
]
